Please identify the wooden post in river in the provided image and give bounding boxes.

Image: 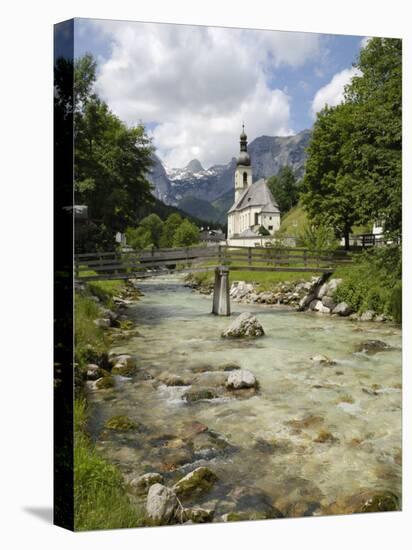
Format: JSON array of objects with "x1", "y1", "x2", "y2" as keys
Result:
[{"x1": 212, "y1": 266, "x2": 231, "y2": 316}]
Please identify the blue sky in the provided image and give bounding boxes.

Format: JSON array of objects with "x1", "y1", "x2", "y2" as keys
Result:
[{"x1": 74, "y1": 19, "x2": 366, "y2": 168}]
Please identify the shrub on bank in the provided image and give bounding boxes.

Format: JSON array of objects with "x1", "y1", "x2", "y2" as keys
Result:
[
  {"x1": 334, "y1": 247, "x2": 401, "y2": 321},
  {"x1": 75, "y1": 293, "x2": 109, "y2": 368}
]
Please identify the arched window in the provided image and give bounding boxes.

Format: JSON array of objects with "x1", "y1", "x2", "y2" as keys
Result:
[{"x1": 243, "y1": 172, "x2": 248, "y2": 185}]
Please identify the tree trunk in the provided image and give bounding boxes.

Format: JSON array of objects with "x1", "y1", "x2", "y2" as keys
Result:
[{"x1": 344, "y1": 231, "x2": 350, "y2": 250}]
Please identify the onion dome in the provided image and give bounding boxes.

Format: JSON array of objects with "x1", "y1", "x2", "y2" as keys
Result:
[{"x1": 237, "y1": 123, "x2": 251, "y2": 165}]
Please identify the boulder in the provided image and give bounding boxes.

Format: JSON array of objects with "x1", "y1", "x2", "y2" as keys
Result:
[
  {"x1": 104, "y1": 415, "x2": 138, "y2": 431},
  {"x1": 111, "y1": 362, "x2": 137, "y2": 376},
  {"x1": 173, "y1": 467, "x2": 218, "y2": 498},
  {"x1": 310, "y1": 354, "x2": 336, "y2": 366},
  {"x1": 326, "y1": 278, "x2": 342, "y2": 297},
  {"x1": 298, "y1": 293, "x2": 315, "y2": 311},
  {"x1": 95, "y1": 376, "x2": 115, "y2": 389},
  {"x1": 146, "y1": 483, "x2": 179, "y2": 523},
  {"x1": 355, "y1": 339, "x2": 393, "y2": 354},
  {"x1": 109, "y1": 354, "x2": 136, "y2": 368},
  {"x1": 94, "y1": 318, "x2": 111, "y2": 328},
  {"x1": 332, "y1": 302, "x2": 353, "y2": 316},
  {"x1": 183, "y1": 387, "x2": 220, "y2": 402},
  {"x1": 359, "y1": 310, "x2": 376, "y2": 322},
  {"x1": 226, "y1": 369, "x2": 257, "y2": 390},
  {"x1": 85, "y1": 364, "x2": 104, "y2": 380},
  {"x1": 227, "y1": 486, "x2": 284, "y2": 520},
  {"x1": 314, "y1": 301, "x2": 330, "y2": 314},
  {"x1": 221, "y1": 312, "x2": 264, "y2": 338},
  {"x1": 182, "y1": 507, "x2": 214, "y2": 523},
  {"x1": 316, "y1": 283, "x2": 329, "y2": 299},
  {"x1": 309, "y1": 299, "x2": 320, "y2": 311},
  {"x1": 321, "y1": 296, "x2": 336, "y2": 310},
  {"x1": 326, "y1": 490, "x2": 400, "y2": 515},
  {"x1": 158, "y1": 372, "x2": 191, "y2": 386},
  {"x1": 130, "y1": 472, "x2": 164, "y2": 495}
]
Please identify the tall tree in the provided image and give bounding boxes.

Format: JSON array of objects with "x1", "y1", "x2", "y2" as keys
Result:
[
  {"x1": 301, "y1": 103, "x2": 360, "y2": 249},
  {"x1": 73, "y1": 54, "x2": 154, "y2": 248},
  {"x1": 173, "y1": 219, "x2": 200, "y2": 247},
  {"x1": 159, "y1": 213, "x2": 183, "y2": 247},
  {"x1": 267, "y1": 166, "x2": 299, "y2": 214},
  {"x1": 345, "y1": 38, "x2": 402, "y2": 239},
  {"x1": 301, "y1": 37, "x2": 401, "y2": 247}
]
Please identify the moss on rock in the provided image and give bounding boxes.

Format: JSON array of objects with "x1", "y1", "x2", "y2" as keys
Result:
[
  {"x1": 104, "y1": 415, "x2": 138, "y2": 431},
  {"x1": 174, "y1": 467, "x2": 218, "y2": 498},
  {"x1": 95, "y1": 376, "x2": 115, "y2": 389}
]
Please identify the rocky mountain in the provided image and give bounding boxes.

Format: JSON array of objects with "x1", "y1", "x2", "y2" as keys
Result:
[
  {"x1": 147, "y1": 129, "x2": 311, "y2": 223},
  {"x1": 146, "y1": 153, "x2": 171, "y2": 203}
]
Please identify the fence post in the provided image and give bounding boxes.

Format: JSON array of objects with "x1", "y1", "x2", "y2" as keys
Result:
[
  {"x1": 248, "y1": 247, "x2": 252, "y2": 267},
  {"x1": 303, "y1": 249, "x2": 307, "y2": 267}
]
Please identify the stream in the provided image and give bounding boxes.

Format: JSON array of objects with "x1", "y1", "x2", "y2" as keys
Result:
[{"x1": 87, "y1": 275, "x2": 402, "y2": 518}]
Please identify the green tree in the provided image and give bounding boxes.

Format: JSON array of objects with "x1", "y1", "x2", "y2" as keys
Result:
[
  {"x1": 301, "y1": 38, "x2": 401, "y2": 248},
  {"x1": 125, "y1": 226, "x2": 152, "y2": 250},
  {"x1": 345, "y1": 38, "x2": 402, "y2": 239},
  {"x1": 159, "y1": 213, "x2": 183, "y2": 247},
  {"x1": 172, "y1": 219, "x2": 200, "y2": 247},
  {"x1": 139, "y1": 214, "x2": 164, "y2": 248},
  {"x1": 267, "y1": 166, "x2": 299, "y2": 214},
  {"x1": 301, "y1": 103, "x2": 360, "y2": 249},
  {"x1": 73, "y1": 54, "x2": 154, "y2": 249}
]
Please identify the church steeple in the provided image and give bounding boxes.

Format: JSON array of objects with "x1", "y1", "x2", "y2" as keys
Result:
[
  {"x1": 237, "y1": 123, "x2": 251, "y2": 166},
  {"x1": 234, "y1": 123, "x2": 253, "y2": 202}
]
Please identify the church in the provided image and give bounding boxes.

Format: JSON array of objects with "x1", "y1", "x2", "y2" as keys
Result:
[{"x1": 227, "y1": 125, "x2": 280, "y2": 246}]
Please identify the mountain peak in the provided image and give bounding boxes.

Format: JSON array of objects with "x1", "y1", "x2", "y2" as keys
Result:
[{"x1": 186, "y1": 159, "x2": 204, "y2": 173}]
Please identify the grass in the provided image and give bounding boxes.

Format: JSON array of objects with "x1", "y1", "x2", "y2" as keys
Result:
[
  {"x1": 74, "y1": 399, "x2": 145, "y2": 531},
  {"x1": 74, "y1": 278, "x2": 147, "y2": 531},
  {"x1": 87, "y1": 279, "x2": 124, "y2": 307},
  {"x1": 75, "y1": 293, "x2": 109, "y2": 367},
  {"x1": 278, "y1": 203, "x2": 308, "y2": 236},
  {"x1": 333, "y1": 247, "x2": 401, "y2": 321}
]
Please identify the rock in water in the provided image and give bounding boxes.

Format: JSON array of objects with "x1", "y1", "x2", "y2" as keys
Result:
[
  {"x1": 355, "y1": 339, "x2": 393, "y2": 354},
  {"x1": 359, "y1": 310, "x2": 376, "y2": 321},
  {"x1": 173, "y1": 467, "x2": 218, "y2": 498},
  {"x1": 146, "y1": 483, "x2": 179, "y2": 523},
  {"x1": 226, "y1": 369, "x2": 257, "y2": 389},
  {"x1": 310, "y1": 354, "x2": 336, "y2": 366},
  {"x1": 130, "y1": 473, "x2": 164, "y2": 495},
  {"x1": 221, "y1": 312, "x2": 264, "y2": 338},
  {"x1": 182, "y1": 507, "x2": 214, "y2": 523},
  {"x1": 332, "y1": 302, "x2": 353, "y2": 316}
]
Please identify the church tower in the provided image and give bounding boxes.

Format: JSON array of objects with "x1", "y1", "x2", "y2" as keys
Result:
[{"x1": 234, "y1": 123, "x2": 252, "y2": 202}]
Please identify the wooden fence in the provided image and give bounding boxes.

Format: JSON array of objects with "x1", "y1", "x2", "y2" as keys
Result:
[{"x1": 75, "y1": 244, "x2": 352, "y2": 281}]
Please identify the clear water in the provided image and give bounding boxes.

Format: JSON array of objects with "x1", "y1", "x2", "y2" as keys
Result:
[{"x1": 87, "y1": 276, "x2": 402, "y2": 517}]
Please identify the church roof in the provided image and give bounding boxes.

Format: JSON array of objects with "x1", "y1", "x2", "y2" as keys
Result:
[
  {"x1": 237, "y1": 227, "x2": 258, "y2": 237},
  {"x1": 228, "y1": 179, "x2": 280, "y2": 213}
]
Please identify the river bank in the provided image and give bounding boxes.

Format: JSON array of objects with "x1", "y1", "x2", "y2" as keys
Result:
[
  {"x1": 185, "y1": 273, "x2": 394, "y2": 322},
  {"x1": 82, "y1": 274, "x2": 402, "y2": 526}
]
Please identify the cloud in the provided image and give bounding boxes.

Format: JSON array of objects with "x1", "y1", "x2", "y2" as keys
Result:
[
  {"x1": 86, "y1": 20, "x2": 322, "y2": 167},
  {"x1": 311, "y1": 66, "x2": 361, "y2": 117}
]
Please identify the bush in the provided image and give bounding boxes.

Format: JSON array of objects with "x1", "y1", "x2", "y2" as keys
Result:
[
  {"x1": 333, "y1": 246, "x2": 401, "y2": 321},
  {"x1": 390, "y1": 282, "x2": 402, "y2": 323},
  {"x1": 75, "y1": 293, "x2": 108, "y2": 367},
  {"x1": 297, "y1": 223, "x2": 338, "y2": 253}
]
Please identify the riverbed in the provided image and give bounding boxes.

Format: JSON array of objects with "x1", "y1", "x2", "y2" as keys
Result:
[{"x1": 88, "y1": 275, "x2": 402, "y2": 519}]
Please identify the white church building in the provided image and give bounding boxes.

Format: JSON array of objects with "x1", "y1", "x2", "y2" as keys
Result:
[{"x1": 227, "y1": 125, "x2": 280, "y2": 247}]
